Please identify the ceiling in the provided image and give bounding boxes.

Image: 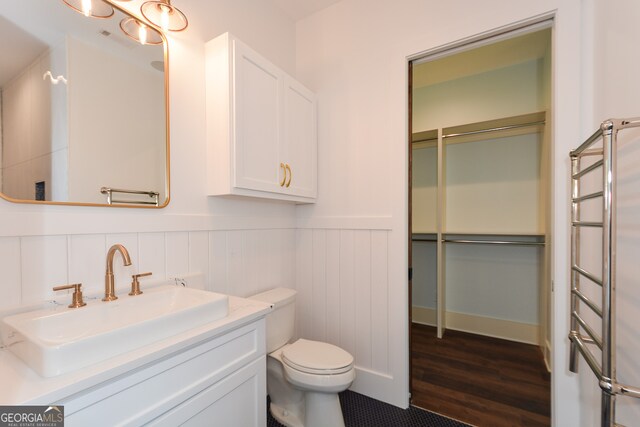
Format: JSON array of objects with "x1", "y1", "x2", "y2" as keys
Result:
[
  {"x1": 273, "y1": 0, "x2": 342, "y2": 21},
  {"x1": 413, "y1": 29, "x2": 552, "y2": 89}
]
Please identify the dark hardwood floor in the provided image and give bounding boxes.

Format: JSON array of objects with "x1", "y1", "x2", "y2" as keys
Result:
[{"x1": 411, "y1": 324, "x2": 551, "y2": 427}]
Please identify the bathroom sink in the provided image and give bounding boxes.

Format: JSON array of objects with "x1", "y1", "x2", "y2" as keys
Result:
[{"x1": 0, "y1": 285, "x2": 229, "y2": 377}]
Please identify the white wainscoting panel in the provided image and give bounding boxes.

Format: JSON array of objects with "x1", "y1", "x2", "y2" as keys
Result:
[
  {"x1": 69, "y1": 234, "x2": 107, "y2": 296},
  {"x1": 138, "y1": 233, "x2": 167, "y2": 281},
  {"x1": 21, "y1": 235, "x2": 68, "y2": 304},
  {"x1": 0, "y1": 237, "x2": 21, "y2": 309},
  {"x1": 370, "y1": 230, "x2": 389, "y2": 374},
  {"x1": 188, "y1": 231, "x2": 209, "y2": 290},
  {"x1": 311, "y1": 230, "x2": 327, "y2": 342},
  {"x1": 295, "y1": 228, "x2": 391, "y2": 377},
  {"x1": 0, "y1": 229, "x2": 296, "y2": 309},
  {"x1": 166, "y1": 232, "x2": 190, "y2": 280}
]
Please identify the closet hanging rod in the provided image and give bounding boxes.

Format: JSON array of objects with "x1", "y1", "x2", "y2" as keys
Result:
[
  {"x1": 443, "y1": 120, "x2": 545, "y2": 139},
  {"x1": 412, "y1": 237, "x2": 438, "y2": 242},
  {"x1": 412, "y1": 120, "x2": 545, "y2": 143},
  {"x1": 442, "y1": 239, "x2": 544, "y2": 246}
]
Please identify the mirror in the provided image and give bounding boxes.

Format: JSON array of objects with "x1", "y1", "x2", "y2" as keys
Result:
[{"x1": 0, "y1": 0, "x2": 169, "y2": 207}]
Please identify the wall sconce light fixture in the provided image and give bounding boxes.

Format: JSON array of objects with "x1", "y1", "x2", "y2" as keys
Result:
[
  {"x1": 62, "y1": 0, "x2": 114, "y2": 18},
  {"x1": 141, "y1": 1, "x2": 188, "y2": 32},
  {"x1": 120, "y1": 17, "x2": 163, "y2": 45},
  {"x1": 62, "y1": 0, "x2": 185, "y2": 45}
]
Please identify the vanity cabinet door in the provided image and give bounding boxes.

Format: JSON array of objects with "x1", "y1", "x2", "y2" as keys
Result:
[
  {"x1": 232, "y1": 40, "x2": 283, "y2": 195},
  {"x1": 281, "y1": 76, "x2": 317, "y2": 199},
  {"x1": 61, "y1": 321, "x2": 265, "y2": 427},
  {"x1": 149, "y1": 356, "x2": 266, "y2": 427}
]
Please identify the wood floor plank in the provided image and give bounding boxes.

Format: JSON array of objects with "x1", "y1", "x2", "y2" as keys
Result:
[{"x1": 411, "y1": 324, "x2": 551, "y2": 427}]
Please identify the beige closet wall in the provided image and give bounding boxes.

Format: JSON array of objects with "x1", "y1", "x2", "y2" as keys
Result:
[{"x1": 413, "y1": 59, "x2": 546, "y2": 132}]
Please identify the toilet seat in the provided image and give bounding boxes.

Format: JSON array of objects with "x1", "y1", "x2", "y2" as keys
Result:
[{"x1": 281, "y1": 339, "x2": 354, "y2": 375}]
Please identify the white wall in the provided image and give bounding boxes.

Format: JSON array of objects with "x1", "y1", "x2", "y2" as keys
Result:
[{"x1": 295, "y1": 0, "x2": 584, "y2": 424}]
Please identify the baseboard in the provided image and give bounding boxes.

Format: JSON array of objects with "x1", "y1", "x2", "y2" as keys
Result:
[
  {"x1": 411, "y1": 306, "x2": 436, "y2": 326},
  {"x1": 349, "y1": 366, "x2": 405, "y2": 408},
  {"x1": 412, "y1": 306, "x2": 539, "y2": 345}
]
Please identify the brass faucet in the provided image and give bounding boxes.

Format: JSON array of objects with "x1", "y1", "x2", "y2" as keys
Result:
[{"x1": 103, "y1": 244, "x2": 132, "y2": 301}]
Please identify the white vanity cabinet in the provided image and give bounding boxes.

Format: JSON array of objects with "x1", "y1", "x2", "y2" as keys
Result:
[
  {"x1": 59, "y1": 320, "x2": 266, "y2": 427},
  {"x1": 205, "y1": 32, "x2": 317, "y2": 203}
]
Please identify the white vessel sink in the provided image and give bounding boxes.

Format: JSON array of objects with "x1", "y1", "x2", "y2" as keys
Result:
[{"x1": 0, "y1": 285, "x2": 229, "y2": 377}]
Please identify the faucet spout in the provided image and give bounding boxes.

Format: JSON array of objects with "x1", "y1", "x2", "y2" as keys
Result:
[{"x1": 104, "y1": 244, "x2": 132, "y2": 301}]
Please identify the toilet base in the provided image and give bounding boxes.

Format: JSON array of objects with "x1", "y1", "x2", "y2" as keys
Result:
[
  {"x1": 304, "y1": 391, "x2": 345, "y2": 427},
  {"x1": 271, "y1": 391, "x2": 346, "y2": 427},
  {"x1": 270, "y1": 401, "x2": 304, "y2": 427}
]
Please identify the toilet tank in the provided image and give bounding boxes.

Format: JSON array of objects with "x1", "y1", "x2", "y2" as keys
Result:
[{"x1": 251, "y1": 288, "x2": 296, "y2": 353}]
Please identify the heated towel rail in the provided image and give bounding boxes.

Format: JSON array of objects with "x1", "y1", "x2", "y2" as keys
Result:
[{"x1": 569, "y1": 117, "x2": 640, "y2": 427}]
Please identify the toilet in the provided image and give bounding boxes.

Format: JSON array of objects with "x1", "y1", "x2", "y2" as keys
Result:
[{"x1": 252, "y1": 288, "x2": 355, "y2": 427}]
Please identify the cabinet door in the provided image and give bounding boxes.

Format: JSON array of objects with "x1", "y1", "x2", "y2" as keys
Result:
[
  {"x1": 282, "y1": 76, "x2": 317, "y2": 198},
  {"x1": 149, "y1": 356, "x2": 266, "y2": 427},
  {"x1": 232, "y1": 40, "x2": 283, "y2": 194}
]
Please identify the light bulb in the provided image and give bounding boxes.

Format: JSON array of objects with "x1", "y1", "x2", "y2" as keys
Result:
[
  {"x1": 139, "y1": 24, "x2": 147, "y2": 45},
  {"x1": 81, "y1": 0, "x2": 92, "y2": 17},
  {"x1": 160, "y1": 6, "x2": 170, "y2": 32}
]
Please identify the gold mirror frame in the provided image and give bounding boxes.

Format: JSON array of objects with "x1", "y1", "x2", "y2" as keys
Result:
[{"x1": 0, "y1": 0, "x2": 170, "y2": 209}]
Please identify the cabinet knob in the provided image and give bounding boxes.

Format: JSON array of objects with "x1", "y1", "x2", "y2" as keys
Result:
[{"x1": 285, "y1": 164, "x2": 292, "y2": 188}]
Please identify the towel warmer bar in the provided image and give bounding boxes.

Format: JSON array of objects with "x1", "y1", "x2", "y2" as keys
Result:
[
  {"x1": 569, "y1": 117, "x2": 640, "y2": 427},
  {"x1": 101, "y1": 187, "x2": 160, "y2": 206}
]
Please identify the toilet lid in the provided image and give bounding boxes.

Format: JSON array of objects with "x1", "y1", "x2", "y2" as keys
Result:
[{"x1": 282, "y1": 339, "x2": 354, "y2": 375}]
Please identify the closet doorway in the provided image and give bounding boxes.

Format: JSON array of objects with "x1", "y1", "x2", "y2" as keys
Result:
[{"x1": 408, "y1": 25, "x2": 552, "y2": 427}]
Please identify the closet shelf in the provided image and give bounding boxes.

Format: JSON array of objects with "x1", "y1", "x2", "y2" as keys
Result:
[{"x1": 412, "y1": 111, "x2": 546, "y2": 148}]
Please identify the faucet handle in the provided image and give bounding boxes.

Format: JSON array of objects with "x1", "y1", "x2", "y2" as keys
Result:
[
  {"x1": 129, "y1": 272, "x2": 152, "y2": 296},
  {"x1": 52, "y1": 283, "x2": 87, "y2": 308}
]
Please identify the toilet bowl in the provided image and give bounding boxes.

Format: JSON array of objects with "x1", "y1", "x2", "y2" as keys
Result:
[{"x1": 252, "y1": 288, "x2": 355, "y2": 427}]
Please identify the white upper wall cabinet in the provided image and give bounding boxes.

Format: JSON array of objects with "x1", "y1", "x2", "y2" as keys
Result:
[{"x1": 206, "y1": 33, "x2": 317, "y2": 203}]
